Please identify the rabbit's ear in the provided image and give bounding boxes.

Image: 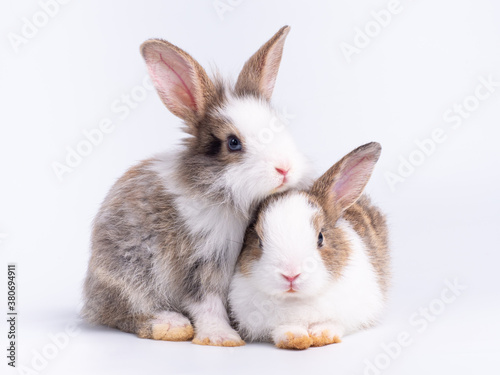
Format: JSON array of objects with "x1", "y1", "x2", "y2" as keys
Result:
[
  {"x1": 140, "y1": 39, "x2": 216, "y2": 123},
  {"x1": 235, "y1": 26, "x2": 290, "y2": 101},
  {"x1": 311, "y1": 143, "x2": 382, "y2": 215}
]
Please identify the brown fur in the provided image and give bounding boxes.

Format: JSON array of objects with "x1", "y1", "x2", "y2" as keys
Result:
[
  {"x1": 309, "y1": 142, "x2": 389, "y2": 292},
  {"x1": 235, "y1": 26, "x2": 290, "y2": 100},
  {"x1": 238, "y1": 227, "x2": 262, "y2": 276},
  {"x1": 145, "y1": 324, "x2": 194, "y2": 342},
  {"x1": 175, "y1": 101, "x2": 248, "y2": 202},
  {"x1": 83, "y1": 161, "x2": 183, "y2": 323},
  {"x1": 309, "y1": 330, "x2": 342, "y2": 347},
  {"x1": 276, "y1": 332, "x2": 313, "y2": 350},
  {"x1": 318, "y1": 223, "x2": 352, "y2": 279}
]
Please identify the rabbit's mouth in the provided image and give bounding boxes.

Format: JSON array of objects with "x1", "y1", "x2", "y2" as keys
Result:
[{"x1": 274, "y1": 177, "x2": 288, "y2": 191}]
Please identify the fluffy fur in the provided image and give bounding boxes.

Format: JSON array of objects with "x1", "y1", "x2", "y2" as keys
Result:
[
  {"x1": 229, "y1": 142, "x2": 390, "y2": 350},
  {"x1": 82, "y1": 26, "x2": 312, "y2": 346}
]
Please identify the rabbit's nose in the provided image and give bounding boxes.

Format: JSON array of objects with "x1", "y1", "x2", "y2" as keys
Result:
[
  {"x1": 275, "y1": 167, "x2": 289, "y2": 177},
  {"x1": 281, "y1": 273, "x2": 300, "y2": 283}
]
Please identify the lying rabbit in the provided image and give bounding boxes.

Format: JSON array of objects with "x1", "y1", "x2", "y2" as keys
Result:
[
  {"x1": 82, "y1": 26, "x2": 311, "y2": 346},
  {"x1": 229, "y1": 142, "x2": 390, "y2": 349}
]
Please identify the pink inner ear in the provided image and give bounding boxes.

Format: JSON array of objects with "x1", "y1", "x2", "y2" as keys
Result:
[
  {"x1": 147, "y1": 49, "x2": 198, "y2": 114},
  {"x1": 334, "y1": 157, "x2": 367, "y2": 193},
  {"x1": 333, "y1": 156, "x2": 374, "y2": 207},
  {"x1": 260, "y1": 40, "x2": 286, "y2": 100},
  {"x1": 261, "y1": 53, "x2": 280, "y2": 99},
  {"x1": 158, "y1": 53, "x2": 197, "y2": 110}
]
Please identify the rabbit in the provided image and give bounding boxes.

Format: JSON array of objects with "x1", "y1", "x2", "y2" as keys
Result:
[
  {"x1": 81, "y1": 26, "x2": 312, "y2": 347},
  {"x1": 228, "y1": 142, "x2": 390, "y2": 350}
]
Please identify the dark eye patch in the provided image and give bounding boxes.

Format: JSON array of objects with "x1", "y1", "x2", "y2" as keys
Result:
[{"x1": 205, "y1": 133, "x2": 222, "y2": 156}]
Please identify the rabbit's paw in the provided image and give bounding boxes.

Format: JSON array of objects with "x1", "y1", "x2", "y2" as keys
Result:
[
  {"x1": 308, "y1": 322, "x2": 342, "y2": 347},
  {"x1": 192, "y1": 326, "x2": 245, "y2": 347},
  {"x1": 138, "y1": 311, "x2": 194, "y2": 341},
  {"x1": 273, "y1": 326, "x2": 313, "y2": 350}
]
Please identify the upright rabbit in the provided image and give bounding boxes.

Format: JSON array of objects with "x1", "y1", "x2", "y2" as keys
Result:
[
  {"x1": 229, "y1": 142, "x2": 390, "y2": 349},
  {"x1": 82, "y1": 26, "x2": 311, "y2": 347}
]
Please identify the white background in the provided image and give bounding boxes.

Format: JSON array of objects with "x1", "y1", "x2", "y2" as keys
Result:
[{"x1": 1, "y1": 0, "x2": 500, "y2": 374}]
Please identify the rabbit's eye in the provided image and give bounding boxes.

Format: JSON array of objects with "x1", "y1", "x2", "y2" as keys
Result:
[
  {"x1": 227, "y1": 136, "x2": 242, "y2": 152},
  {"x1": 317, "y1": 232, "x2": 324, "y2": 247}
]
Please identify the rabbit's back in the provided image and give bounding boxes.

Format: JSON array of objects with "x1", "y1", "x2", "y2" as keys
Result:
[{"x1": 82, "y1": 159, "x2": 184, "y2": 327}]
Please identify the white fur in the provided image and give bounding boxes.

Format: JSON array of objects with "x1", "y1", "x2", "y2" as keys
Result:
[
  {"x1": 190, "y1": 294, "x2": 242, "y2": 344},
  {"x1": 172, "y1": 193, "x2": 247, "y2": 264},
  {"x1": 249, "y1": 193, "x2": 330, "y2": 297},
  {"x1": 229, "y1": 193, "x2": 385, "y2": 342},
  {"x1": 218, "y1": 95, "x2": 312, "y2": 214}
]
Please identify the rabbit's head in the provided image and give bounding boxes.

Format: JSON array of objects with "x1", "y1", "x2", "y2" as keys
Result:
[
  {"x1": 237, "y1": 143, "x2": 382, "y2": 298},
  {"x1": 141, "y1": 26, "x2": 310, "y2": 215}
]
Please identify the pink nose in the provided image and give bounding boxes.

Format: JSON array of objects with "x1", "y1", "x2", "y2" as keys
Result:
[
  {"x1": 282, "y1": 273, "x2": 301, "y2": 283},
  {"x1": 275, "y1": 167, "x2": 289, "y2": 177}
]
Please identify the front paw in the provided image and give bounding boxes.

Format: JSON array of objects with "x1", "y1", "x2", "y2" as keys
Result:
[
  {"x1": 192, "y1": 327, "x2": 245, "y2": 347},
  {"x1": 308, "y1": 323, "x2": 342, "y2": 347},
  {"x1": 273, "y1": 327, "x2": 313, "y2": 350},
  {"x1": 137, "y1": 311, "x2": 194, "y2": 342}
]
